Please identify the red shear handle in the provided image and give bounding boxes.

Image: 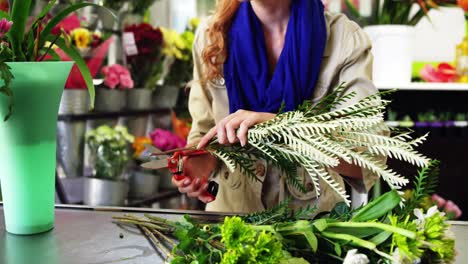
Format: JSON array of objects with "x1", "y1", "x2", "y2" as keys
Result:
[{"x1": 169, "y1": 150, "x2": 218, "y2": 201}]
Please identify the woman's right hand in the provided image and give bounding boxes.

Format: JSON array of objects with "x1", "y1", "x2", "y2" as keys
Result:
[{"x1": 171, "y1": 153, "x2": 219, "y2": 203}]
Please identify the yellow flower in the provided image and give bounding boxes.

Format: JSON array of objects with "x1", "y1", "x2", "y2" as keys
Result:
[
  {"x1": 161, "y1": 27, "x2": 185, "y2": 59},
  {"x1": 72, "y1": 28, "x2": 91, "y2": 49},
  {"x1": 189, "y1": 18, "x2": 200, "y2": 31}
]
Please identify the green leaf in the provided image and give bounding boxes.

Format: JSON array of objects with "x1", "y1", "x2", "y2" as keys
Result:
[
  {"x1": 312, "y1": 219, "x2": 327, "y2": 232},
  {"x1": 53, "y1": 38, "x2": 95, "y2": 108},
  {"x1": 39, "y1": 3, "x2": 116, "y2": 53},
  {"x1": 334, "y1": 242, "x2": 342, "y2": 256},
  {"x1": 0, "y1": 61, "x2": 14, "y2": 121},
  {"x1": 344, "y1": 0, "x2": 361, "y2": 18},
  {"x1": 325, "y1": 226, "x2": 382, "y2": 238},
  {"x1": 8, "y1": 0, "x2": 32, "y2": 61},
  {"x1": 369, "y1": 231, "x2": 392, "y2": 245},
  {"x1": 0, "y1": 10, "x2": 10, "y2": 20},
  {"x1": 36, "y1": 0, "x2": 57, "y2": 21},
  {"x1": 279, "y1": 258, "x2": 310, "y2": 264},
  {"x1": 351, "y1": 190, "x2": 401, "y2": 222}
]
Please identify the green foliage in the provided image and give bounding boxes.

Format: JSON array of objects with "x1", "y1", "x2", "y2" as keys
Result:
[
  {"x1": 346, "y1": 0, "x2": 456, "y2": 26},
  {"x1": 114, "y1": 187, "x2": 456, "y2": 264},
  {"x1": 399, "y1": 160, "x2": 440, "y2": 217},
  {"x1": 209, "y1": 84, "x2": 430, "y2": 205},
  {"x1": 352, "y1": 190, "x2": 401, "y2": 222},
  {"x1": 243, "y1": 198, "x2": 316, "y2": 225},
  {"x1": 0, "y1": 1, "x2": 115, "y2": 121}
]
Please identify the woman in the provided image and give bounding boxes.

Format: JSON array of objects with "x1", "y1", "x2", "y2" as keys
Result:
[{"x1": 173, "y1": 0, "x2": 380, "y2": 213}]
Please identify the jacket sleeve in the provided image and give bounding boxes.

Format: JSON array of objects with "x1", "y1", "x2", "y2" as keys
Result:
[
  {"x1": 331, "y1": 25, "x2": 388, "y2": 193},
  {"x1": 187, "y1": 23, "x2": 216, "y2": 146}
]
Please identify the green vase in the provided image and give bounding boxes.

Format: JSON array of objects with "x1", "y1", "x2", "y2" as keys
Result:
[{"x1": 0, "y1": 62, "x2": 73, "y2": 235}]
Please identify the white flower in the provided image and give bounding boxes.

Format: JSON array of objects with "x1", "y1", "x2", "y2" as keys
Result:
[
  {"x1": 413, "y1": 206, "x2": 444, "y2": 229},
  {"x1": 392, "y1": 248, "x2": 421, "y2": 264},
  {"x1": 343, "y1": 249, "x2": 369, "y2": 264}
]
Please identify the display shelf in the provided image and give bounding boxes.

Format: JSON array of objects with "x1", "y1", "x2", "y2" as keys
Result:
[
  {"x1": 58, "y1": 108, "x2": 172, "y2": 121},
  {"x1": 377, "y1": 82, "x2": 468, "y2": 91}
]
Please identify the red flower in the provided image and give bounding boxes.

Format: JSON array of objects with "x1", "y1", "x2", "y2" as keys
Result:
[
  {"x1": 124, "y1": 23, "x2": 163, "y2": 58},
  {"x1": 420, "y1": 63, "x2": 458, "y2": 83}
]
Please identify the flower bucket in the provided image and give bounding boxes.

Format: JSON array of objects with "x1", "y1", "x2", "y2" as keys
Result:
[
  {"x1": 94, "y1": 88, "x2": 125, "y2": 112},
  {"x1": 364, "y1": 25, "x2": 415, "y2": 86},
  {"x1": 128, "y1": 169, "x2": 160, "y2": 199},
  {"x1": 125, "y1": 89, "x2": 152, "y2": 136},
  {"x1": 0, "y1": 62, "x2": 73, "y2": 235},
  {"x1": 152, "y1": 85, "x2": 180, "y2": 109},
  {"x1": 83, "y1": 177, "x2": 128, "y2": 206},
  {"x1": 57, "y1": 89, "x2": 89, "y2": 179}
]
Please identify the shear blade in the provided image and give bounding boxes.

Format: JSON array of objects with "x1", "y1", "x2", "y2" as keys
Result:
[{"x1": 141, "y1": 159, "x2": 168, "y2": 170}]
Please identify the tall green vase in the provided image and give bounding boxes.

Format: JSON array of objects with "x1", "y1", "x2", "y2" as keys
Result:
[{"x1": 0, "y1": 62, "x2": 73, "y2": 235}]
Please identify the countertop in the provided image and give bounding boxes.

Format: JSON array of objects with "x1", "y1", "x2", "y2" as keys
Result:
[{"x1": 0, "y1": 205, "x2": 466, "y2": 264}]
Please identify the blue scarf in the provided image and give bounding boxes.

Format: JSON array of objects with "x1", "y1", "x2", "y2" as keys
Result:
[{"x1": 224, "y1": 0, "x2": 327, "y2": 113}]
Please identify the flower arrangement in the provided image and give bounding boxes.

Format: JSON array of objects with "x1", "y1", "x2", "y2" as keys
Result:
[
  {"x1": 0, "y1": 1, "x2": 114, "y2": 121},
  {"x1": 124, "y1": 23, "x2": 165, "y2": 89},
  {"x1": 420, "y1": 63, "x2": 458, "y2": 83},
  {"x1": 101, "y1": 64, "x2": 134, "y2": 89},
  {"x1": 162, "y1": 18, "x2": 199, "y2": 87},
  {"x1": 149, "y1": 128, "x2": 187, "y2": 152},
  {"x1": 114, "y1": 162, "x2": 456, "y2": 264},
  {"x1": 345, "y1": 0, "x2": 456, "y2": 25},
  {"x1": 50, "y1": 14, "x2": 114, "y2": 89},
  {"x1": 86, "y1": 125, "x2": 134, "y2": 180}
]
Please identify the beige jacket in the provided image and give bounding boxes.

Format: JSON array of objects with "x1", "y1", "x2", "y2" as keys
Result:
[{"x1": 188, "y1": 12, "x2": 379, "y2": 214}]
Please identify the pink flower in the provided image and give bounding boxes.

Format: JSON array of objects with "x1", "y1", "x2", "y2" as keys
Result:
[
  {"x1": 420, "y1": 63, "x2": 458, "y2": 83},
  {"x1": 444, "y1": 200, "x2": 462, "y2": 219},
  {"x1": 431, "y1": 194, "x2": 447, "y2": 209},
  {"x1": 150, "y1": 129, "x2": 186, "y2": 151},
  {"x1": 104, "y1": 72, "x2": 119, "y2": 89},
  {"x1": 101, "y1": 64, "x2": 134, "y2": 90},
  {"x1": 120, "y1": 75, "x2": 134, "y2": 89},
  {"x1": 0, "y1": 18, "x2": 12, "y2": 37}
]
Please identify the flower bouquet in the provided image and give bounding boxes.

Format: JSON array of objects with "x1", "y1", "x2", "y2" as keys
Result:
[
  {"x1": 51, "y1": 14, "x2": 114, "y2": 90},
  {"x1": 162, "y1": 18, "x2": 199, "y2": 88},
  {"x1": 84, "y1": 125, "x2": 134, "y2": 206},
  {"x1": 86, "y1": 125, "x2": 134, "y2": 180},
  {"x1": 124, "y1": 23, "x2": 164, "y2": 89},
  {"x1": 94, "y1": 64, "x2": 134, "y2": 112},
  {"x1": 114, "y1": 161, "x2": 456, "y2": 263}
]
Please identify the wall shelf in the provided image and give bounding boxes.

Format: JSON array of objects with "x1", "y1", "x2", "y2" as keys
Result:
[{"x1": 377, "y1": 82, "x2": 468, "y2": 91}]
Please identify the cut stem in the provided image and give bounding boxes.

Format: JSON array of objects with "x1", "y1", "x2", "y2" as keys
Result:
[{"x1": 327, "y1": 222, "x2": 416, "y2": 239}]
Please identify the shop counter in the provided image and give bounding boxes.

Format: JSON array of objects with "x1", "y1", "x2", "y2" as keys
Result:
[{"x1": 0, "y1": 205, "x2": 466, "y2": 264}]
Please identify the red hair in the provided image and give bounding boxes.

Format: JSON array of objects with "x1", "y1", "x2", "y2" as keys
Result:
[{"x1": 201, "y1": 0, "x2": 240, "y2": 81}]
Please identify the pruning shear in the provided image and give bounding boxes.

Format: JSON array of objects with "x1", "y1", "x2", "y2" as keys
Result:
[{"x1": 141, "y1": 145, "x2": 219, "y2": 201}]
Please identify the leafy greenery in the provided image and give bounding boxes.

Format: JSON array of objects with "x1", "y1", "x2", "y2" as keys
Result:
[
  {"x1": 113, "y1": 180, "x2": 456, "y2": 263},
  {"x1": 398, "y1": 160, "x2": 440, "y2": 217},
  {"x1": 209, "y1": 84, "x2": 430, "y2": 205},
  {"x1": 345, "y1": 0, "x2": 456, "y2": 26},
  {"x1": 0, "y1": 0, "x2": 115, "y2": 121}
]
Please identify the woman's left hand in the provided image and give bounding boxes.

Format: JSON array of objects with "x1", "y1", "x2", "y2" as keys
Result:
[{"x1": 197, "y1": 110, "x2": 276, "y2": 149}]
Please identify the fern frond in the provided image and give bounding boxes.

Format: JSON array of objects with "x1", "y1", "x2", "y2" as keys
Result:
[{"x1": 212, "y1": 151, "x2": 236, "y2": 173}]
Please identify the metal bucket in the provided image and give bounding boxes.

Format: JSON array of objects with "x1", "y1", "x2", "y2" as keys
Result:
[
  {"x1": 124, "y1": 89, "x2": 153, "y2": 136},
  {"x1": 83, "y1": 178, "x2": 128, "y2": 206},
  {"x1": 152, "y1": 85, "x2": 180, "y2": 109},
  {"x1": 128, "y1": 170, "x2": 160, "y2": 199},
  {"x1": 157, "y1": 169, "x2": 176, "y2": 190},
  {"x1": 57, "y1": 90, "x2": 89, "y2": 181},
  {"x1": 95, "y1": 88, "x2": 126, "y2": 112}
]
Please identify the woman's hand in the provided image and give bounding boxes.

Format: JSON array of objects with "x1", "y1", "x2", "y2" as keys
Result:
[
  {"x1": 197, "y1": 110, "x2": 276, "y2": 149},
  {"x1": 171, "y1": 153, "x2": 219, "y2": 203}
]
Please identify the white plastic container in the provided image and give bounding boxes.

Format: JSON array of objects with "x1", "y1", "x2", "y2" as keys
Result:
[{"x1": 364, "y1": 25, "x2": 415, "y2": 86}]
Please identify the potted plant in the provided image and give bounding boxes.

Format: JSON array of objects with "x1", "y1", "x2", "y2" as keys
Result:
[
  {"x1": 161, "y1": 18, "x2": 199, "y2": 110},
  {"x1": 123, "y1": 23, "x2": 165, "y2": 108},
  {"x1": 128, "y1": 136, "x2": 160, "y2": 199},
  {"x1": 95, "y1": 63, "x2": 134, "y2": 112},
  {"x1": 454, "y1": 112, "x2": 467, "y2": 137},
  {"x1": 149, "y1": 128, "x2": 186, "y2": 189},
  {"x1": 83, "y1": 125, "x2": 134, "y2": 206},
  {"x1": 346, "y1": 0, "x2": 455, "y2": 85},
  {"x1": 0, "y1": 0, "x2": 113, "y2": 235},
  {"x1": 385, "y1": 108, "x2": 399, "y2": 127}
]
